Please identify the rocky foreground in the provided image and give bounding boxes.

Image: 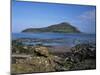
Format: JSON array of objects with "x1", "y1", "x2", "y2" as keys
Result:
[{"x1": 11, "y1": 40, "x2": 96, "y2": 74}]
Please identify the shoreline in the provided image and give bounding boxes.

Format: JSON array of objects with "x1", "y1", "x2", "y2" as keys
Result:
[{"x1": 11, "y1": 39, "x2": 96, "y2": 74}]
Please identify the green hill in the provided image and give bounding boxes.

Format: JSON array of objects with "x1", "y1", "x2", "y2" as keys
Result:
[{"x1": 22, "y1": 22, "x2": 81, "y2": 33}]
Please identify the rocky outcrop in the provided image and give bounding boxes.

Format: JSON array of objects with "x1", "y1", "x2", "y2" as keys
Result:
[
  {"x1": 71, "y1": 43, "x2": 96, "y2": 62},
  {"x1": 12, "y1": 43, "x2": 96, "y2": 74},
  {"x1": 63, "y1": 43, "x2": 96, "y2": 70},
  {"x1": 12, "y1": 46, "x2": 64, "y2": 74}
]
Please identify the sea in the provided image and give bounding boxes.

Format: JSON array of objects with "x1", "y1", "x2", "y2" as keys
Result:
[{"x1": 12, "y1": 33, "x2": 96, "y2": 47}]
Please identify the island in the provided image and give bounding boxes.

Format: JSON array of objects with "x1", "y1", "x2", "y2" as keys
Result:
[{"x1": 22, "y1": 22, "x2": 81, "y2": 33}]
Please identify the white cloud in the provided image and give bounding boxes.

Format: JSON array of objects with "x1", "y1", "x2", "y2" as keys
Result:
[
  {"x1": 73, "y1": 10, "x2": 96, "y2": 33},
  {"x1": 78, "y1": 10, "x2": 96, "y2": 21}
]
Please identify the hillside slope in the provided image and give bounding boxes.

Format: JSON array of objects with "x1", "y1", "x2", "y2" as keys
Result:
[{"x1": 22, "y1": 22, "x2": 81, "y2": 33}]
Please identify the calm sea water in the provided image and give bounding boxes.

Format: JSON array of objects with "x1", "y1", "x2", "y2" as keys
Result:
[{"x1": 12, "y1": 33, "x2": 96, "y2": 47}]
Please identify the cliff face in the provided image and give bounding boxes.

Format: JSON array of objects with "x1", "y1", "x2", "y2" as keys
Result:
[{"x1": 22, "y1": 22, "x2": 81, "y2": 33}]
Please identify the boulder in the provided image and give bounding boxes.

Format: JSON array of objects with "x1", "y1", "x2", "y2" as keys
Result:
[{"x1": 34, "y1": 46, "x2": 49, "y2": 57}]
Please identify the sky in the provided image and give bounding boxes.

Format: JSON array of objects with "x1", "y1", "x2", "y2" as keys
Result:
[{"x1": 12, "y1": 0, "x2": 96, "y2": 33}]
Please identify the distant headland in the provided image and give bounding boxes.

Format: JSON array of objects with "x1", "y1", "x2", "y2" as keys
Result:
[{"x1": 22, "y1": 22, "x2": 81, "y2": 33}]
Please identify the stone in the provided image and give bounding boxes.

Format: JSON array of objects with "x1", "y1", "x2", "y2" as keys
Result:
[
  {"x1": 71, "y1": 43, "x2": 96, "y2": 62},
  {"x1": 34, "y1": 46, "x2": 49, "y2": 57}
]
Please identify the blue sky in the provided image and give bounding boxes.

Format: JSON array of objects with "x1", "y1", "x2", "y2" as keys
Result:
[{"x1": 12, "y1": 0, "x2": 96, "y2": 33}]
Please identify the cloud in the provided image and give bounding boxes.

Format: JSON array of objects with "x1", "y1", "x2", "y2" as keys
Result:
[
  {"x1": 73, "y1": 10, "x2": 96, "y2": 33},
  {"x1": 78, "y1": 10, "x2": 96, "y2": 22}
]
